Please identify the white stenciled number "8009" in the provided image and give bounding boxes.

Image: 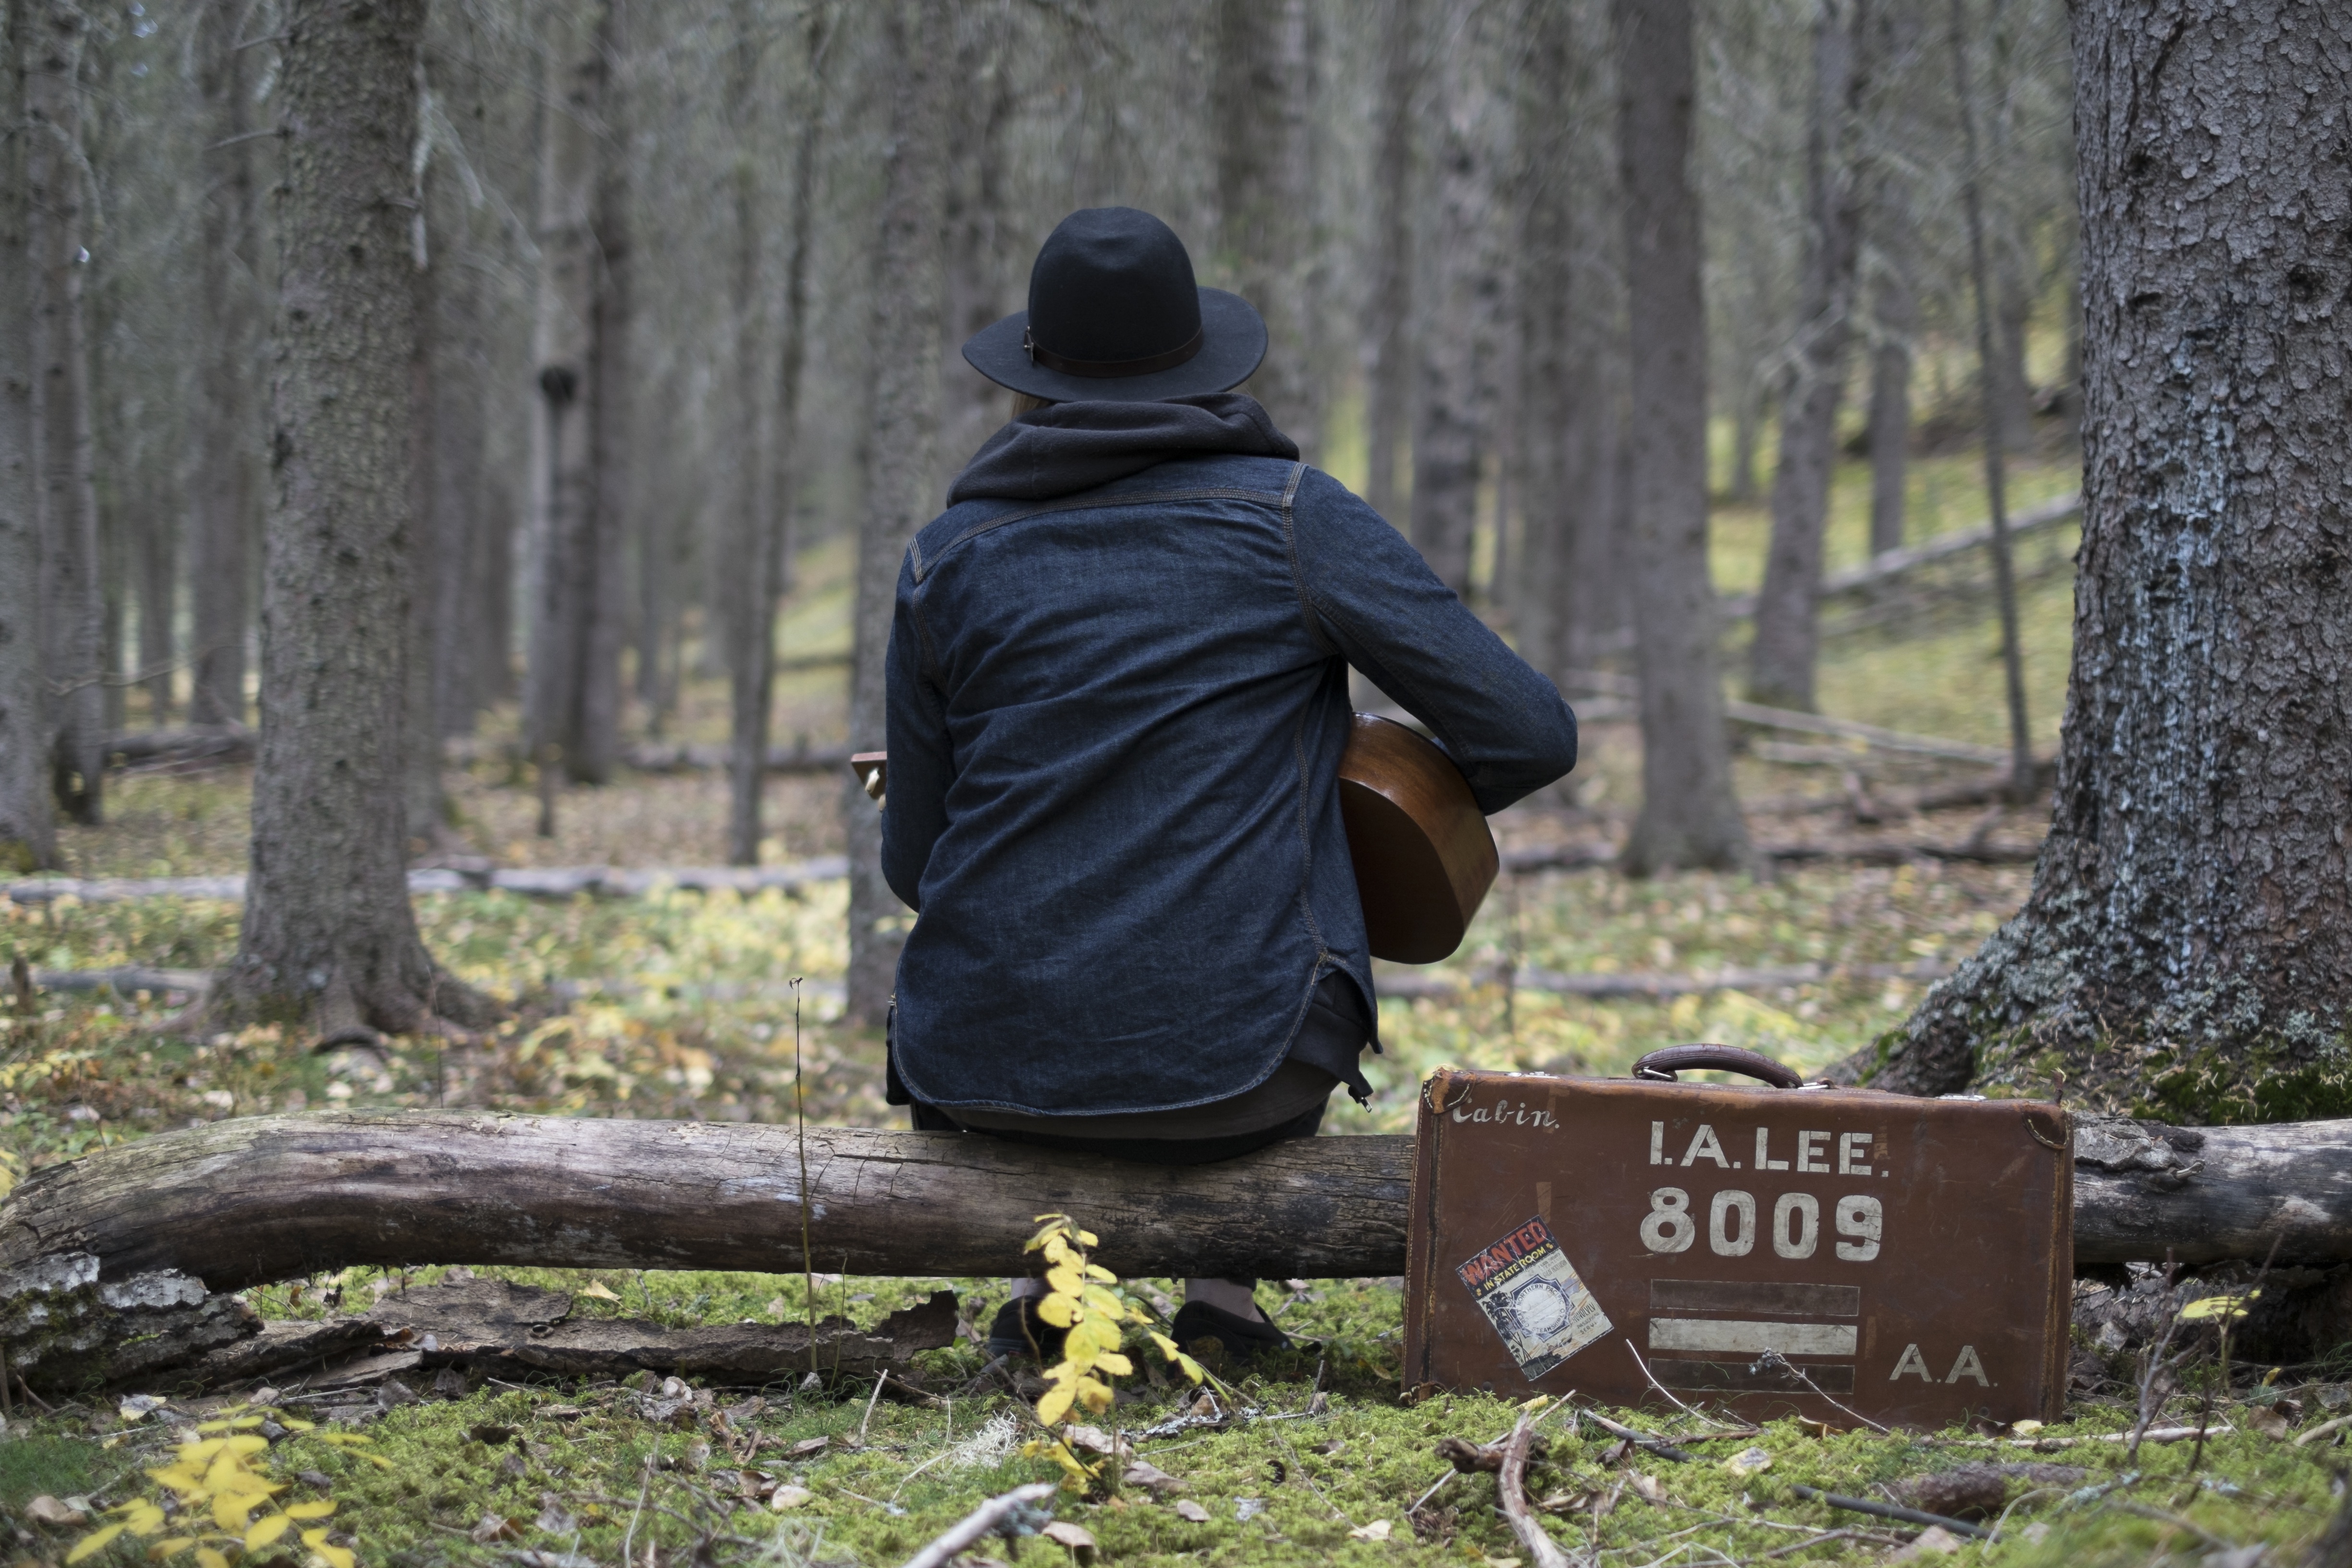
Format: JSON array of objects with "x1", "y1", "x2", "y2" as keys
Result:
[{"x1": 1642, "y1": 1187, "x2": 1882, "y2": 1261}]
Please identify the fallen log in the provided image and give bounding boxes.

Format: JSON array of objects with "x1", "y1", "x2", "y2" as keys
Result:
[
  {"x1": 8, "y1": 1109, "x2": 2352, "y2": 1387},
  {"x1": 4, "y1": 1110, "x2": 2350, "y2": 1287}
]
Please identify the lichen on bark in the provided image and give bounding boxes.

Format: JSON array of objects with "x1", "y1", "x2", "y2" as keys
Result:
[{"x1": 1836, "y1": 0, "x2": 2352, "y2": 1124}]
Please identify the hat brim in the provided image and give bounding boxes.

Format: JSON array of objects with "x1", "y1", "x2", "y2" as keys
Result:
[{"x1": 960, "y1": 287, "x2": 1268, "y2": 403}]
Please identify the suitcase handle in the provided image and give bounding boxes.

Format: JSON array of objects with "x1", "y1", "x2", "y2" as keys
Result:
[{"x1": 1631, "y1": 1043, "x2": 1804, "y2": 1089}]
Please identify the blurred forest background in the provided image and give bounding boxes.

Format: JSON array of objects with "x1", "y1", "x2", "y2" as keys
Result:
[{"x1": 1, "y1": 0, "x2": 2087, "y2": 1126}]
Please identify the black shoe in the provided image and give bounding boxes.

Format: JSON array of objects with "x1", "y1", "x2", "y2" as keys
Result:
[
  {"x1": 1168, "y1": 1300, "x2": 1293, "y2": 1360},
  {"x1": 984, "y1": 1297, "x2": 1066, "y2": 1362}
]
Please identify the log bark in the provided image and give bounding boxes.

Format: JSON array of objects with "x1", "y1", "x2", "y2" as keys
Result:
[
  {"x1": 1852, "y1": 0, "x2": 2352, "y2": 1117},
  {"x1": 8, "y1": 1111, "x2": 2352, "y2": 1298},
  {"x1": 0, "y1": 1114, "x2": 1412, "y2": 1288}
]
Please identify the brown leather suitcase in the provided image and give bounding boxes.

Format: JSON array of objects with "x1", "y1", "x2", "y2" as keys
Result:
[{"x1": 1403, "y1": 1047, "x2": 2072, "y2": 1428}]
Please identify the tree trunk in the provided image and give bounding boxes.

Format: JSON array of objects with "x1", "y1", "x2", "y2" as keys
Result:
[
  {"x1": 525, "y1": 0, "x2": 625, "y2": 789},
  {"x1": 26, "y1": 0, "x2": 101, "y2": 825},
  {"x1": 1213, "y1": 0, "x2": 1322, "y2": 459},
  {"x1": 1745, "y1": 0, "x2": 1874, "y2": 714},
  {"x1": 1850, "y1": 0, "x2": 2352, "y2": 1119},
  {"x1": 1408, "y1": 0, "x2": 1500, "y2": 598},
  {"x1": 405, "y1": 135, "x2": 446, "y2": 845},
  {"x1": 844, "y1": 0, "x2": 953, "y2": 1029},
  {"x1": 188, "y1": 0, "x2": 261, "y2": 732},
  {"x1": 1866, "y1": 246, "x2": 1915, "y2": 557},
  {"x1": 1613, "y1": 0, "x2": 1749, "y2": 876},
  {"x1": 9, "y1": 1112, "x2": 2352, "y2": 1298},
  {"x1": 135, "y1": 485, "x2": 174, "y2": 724},
  {"x1": 216, "y1": 0, "x2": 490, "y2": 1042},
  {"x1": 1362, "y1": 0, "x2": 1420, "y2": 527},
  {"x1": 721, "y1": 0, "x2": 774, "y2": 868},
  {"x1": 1512, "y1": 0, "x2": 1575, "y2": 686},
  {"x1": 426, "y1": 169, "x2": 486, "y2": 742},
  {"x1": 765, "y1": 10, "x2": 831, "y2": 662},
  {"x1": 0, "y1": 0, "x2": 56, "y2": 872}
]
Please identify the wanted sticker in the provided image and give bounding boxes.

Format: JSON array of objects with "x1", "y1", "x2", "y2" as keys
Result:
[{"x1": 1457, "y1": 1216, "x2": 1614, "y2": 1379}]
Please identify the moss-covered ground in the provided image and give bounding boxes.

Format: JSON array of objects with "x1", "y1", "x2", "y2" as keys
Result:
[{"x1": 12, "y1": 445, "x2": 2348, "y2": 1564}]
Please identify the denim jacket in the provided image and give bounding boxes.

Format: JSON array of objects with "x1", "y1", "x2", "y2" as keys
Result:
[{"x1": 881, "y1": 395, "x2": 1578, "y2": 1117}]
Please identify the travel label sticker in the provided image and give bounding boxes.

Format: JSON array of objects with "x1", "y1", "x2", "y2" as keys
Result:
[{"x1": 1457, "y1": 1216, "x2": 1614, "y2": 1379}]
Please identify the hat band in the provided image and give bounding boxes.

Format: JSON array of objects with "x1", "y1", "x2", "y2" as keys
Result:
[{"x1": 1022, "y1": 323, "x2": 1204, "y2": 379}]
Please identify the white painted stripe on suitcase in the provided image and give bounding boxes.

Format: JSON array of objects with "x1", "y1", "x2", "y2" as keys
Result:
[{"x1": 1646, "y1": 1319, "x2": 1859, "y2": 1356}]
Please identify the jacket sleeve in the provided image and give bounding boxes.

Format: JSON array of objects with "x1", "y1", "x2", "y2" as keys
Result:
[
  {"x1": 1288, "y1": 466, "x2": 1578, "y2": 813},
  {"x1": 880, "y1": 552, "x2": 952, "y2": 911}
]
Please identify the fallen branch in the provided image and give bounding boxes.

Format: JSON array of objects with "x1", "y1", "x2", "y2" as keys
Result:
[
  {"x1": 1498, "y1": 1413, "x2": 1572, "y2": 1568},
  {"x1": 1788, "y1": 1484, "x2": 1991, "y2": 1541},
  {"x1": 1379, "y1": 958, "x2": 1956, "y2": 1002},
  {"x1": 2, "y1": 857, "x2": 848, "y2": 907},
  {"x1": 899, "y1": 1482, "x2": 1058, "y2": 1568}
]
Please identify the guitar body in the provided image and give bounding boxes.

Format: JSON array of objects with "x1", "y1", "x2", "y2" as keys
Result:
[
  {"x1": 847, "y1": 710, "x2": 1497, "y2": 965},
  {"x1": 1338, "y1": 712, "x2": 1497, "y2": 963}
]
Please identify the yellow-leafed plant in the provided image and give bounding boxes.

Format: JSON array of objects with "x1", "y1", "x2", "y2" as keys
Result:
[
  {"x1": 71, "y1": 1407, "x2": 356, "y2": 1568},
  {"x1": 1020, "y1": 1213, "x2": 1204, "y2": 1493}
]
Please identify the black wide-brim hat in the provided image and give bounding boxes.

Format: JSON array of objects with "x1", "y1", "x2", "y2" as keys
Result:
[{"x1": 963, "y1": 207, "x2": 1267, "y2": 403}]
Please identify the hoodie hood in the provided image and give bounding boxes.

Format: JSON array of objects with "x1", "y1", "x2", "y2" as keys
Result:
[{"x1": 946, "y1": 392, "x2": 1299, "y2": 505}]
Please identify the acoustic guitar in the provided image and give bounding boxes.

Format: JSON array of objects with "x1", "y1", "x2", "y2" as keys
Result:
[{"x1": 850, "y1": 711, "x2": 1496, "y2": 964}]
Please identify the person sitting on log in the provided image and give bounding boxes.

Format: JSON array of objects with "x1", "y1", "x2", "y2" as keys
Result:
[{"x1": 880, "y1": 207, "x2": 1579, "y2": 1360}]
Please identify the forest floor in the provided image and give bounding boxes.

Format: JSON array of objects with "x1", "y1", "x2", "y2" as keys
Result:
[{"x1": 8, "y1": 448, "x2": 2346, "y2": 1567}]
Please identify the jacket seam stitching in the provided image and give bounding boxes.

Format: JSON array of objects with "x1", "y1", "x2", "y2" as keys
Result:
[
  {"x1": 1276, "y1": 462, "x2": 1337, "y2": 658},
  {"x1": 915, "y1": 485, "x2": 1291, "y2": 579}
]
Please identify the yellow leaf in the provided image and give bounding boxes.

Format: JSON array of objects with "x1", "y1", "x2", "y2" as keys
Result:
[
  {"x1": 222, "y1": 1434, "x2": 271, "y2": 1457},
  {"x1": 312, "y1": 1433, "x2": 373, "y2": 1446},
  {"x1": 1037, "y1": 1384, "x2": 1076, "y2": 1426},
  {"x1": 1092, "y1": 1351, "x2": 1133, "y2": 1376},
  {"x1": 1045, "y1": 1263, "x2": 1083, "y2": 1297},
  {"x1": 1035, "y1": 1294, "x2": 1078, "y2": 1328},
  {"x1": 147, "y1": 1467, "x2": 205, "y2": 1494},
  {"x1": 282, "y1": 1501, "x2": 335, "y2": 1519},
  {"x1": 1075, "y1": 1229, "x2": 1098, "y2": 1248},
  {"x1": 245, "y1": 1515, "x2": 291, "y2": 1550},
  {"x1": 195, "y1": 1548, "x2": 231, "y2": 1568},
  {"x1": 212, "y1": 1491, "x2": 255, "y2": 1534},
  {"x1": 1077, "y1": 1377, "x2": 1115, "y2": 1413},
  {"x1": 2181, "y1": 1291, "x2": 2258, "y2": 1322},
  {"x1": 150, "y1": 1536, "x2": 197, "y2": 1559},
  {"x1": 124, "y1": 1500, "x2": 167, "y2": 1536},
  {"x1": 1063, "y1": 1320, "x2": 1106, "y2": 1364},
  {"x1": 1149, "y1": 1332, "x2": 1180, "y2": 1360},
  {"x1": 365, "y1": 1453, "x2": 396, "y2": 1470},
  {"x1": 302, "y1": 1530, "x2": 329, "y2": 1547},
  {"x1": 316, "y1": 1545, "x2": 356, "y2": 1568},
  {"x1": 277, "y1": 1418, "x2": 316, "y2": 1432},
  {"x1": 1081, "y1": 1285, "x2": 1125, "y2": 1317},
  {"x1": 578, "y1": 1280, "x2": 621, "y2": 1301},
  {"x1": 1084, "y1": 1263, "x2": 1117, "y2": 1283},
  {"x1": 1176, "y1": 1352, "x2": 1206, "y2": 1384},
  {"x1": 67, "y1": 1522, "x2": 130, "y2": 1563}
]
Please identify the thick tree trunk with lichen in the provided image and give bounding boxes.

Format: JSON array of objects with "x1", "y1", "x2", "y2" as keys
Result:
[
  {"x1": 1843, "y1": 0, "x2": 2352, "y2": 1121},
  {"x1": 217, "y1": 0, "x2": 490, "y2": 1041}
]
